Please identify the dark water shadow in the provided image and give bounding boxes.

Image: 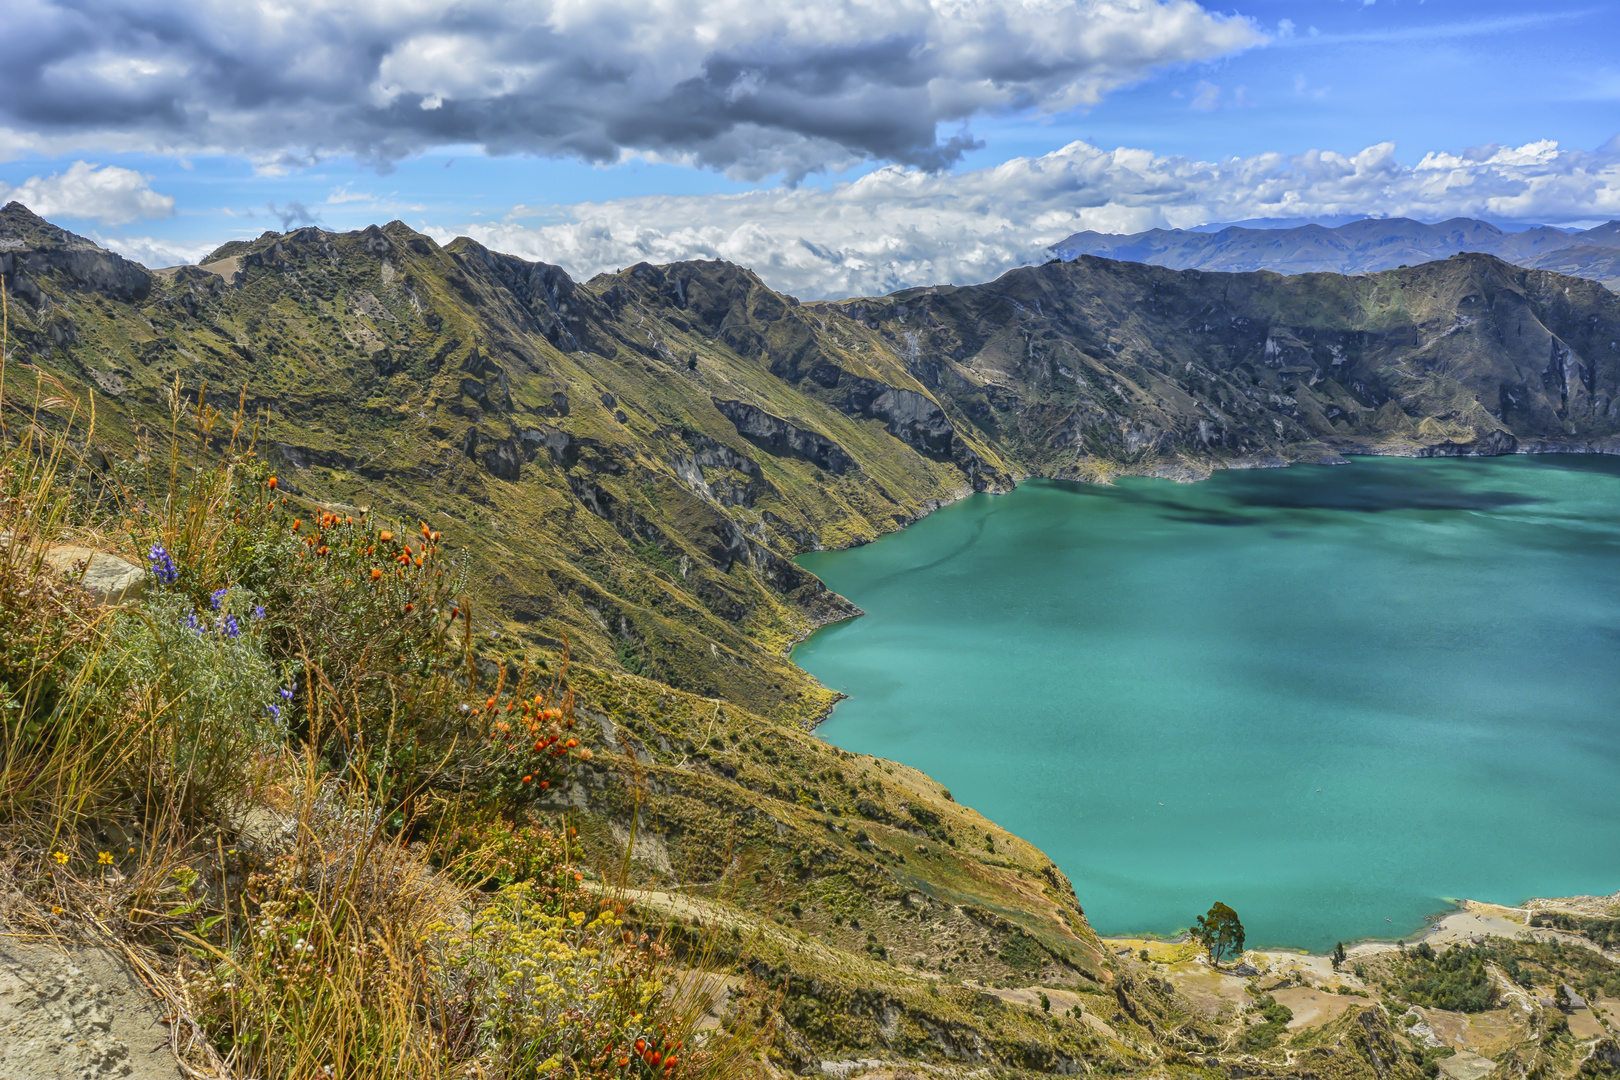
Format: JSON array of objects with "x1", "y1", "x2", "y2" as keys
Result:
[
  {"x1": 1159, "y1": 511, "x2": 1258, "y2": 526},
  {"x1": 835, "y1": 497, "x2": 1006, "y2": 591},
  {"x1": 1039, "y1": 465, "x2": 1547, "y2": 531},
  {"x1": 1220, "y1": 478, "x2": 1541, "y2": 513}
]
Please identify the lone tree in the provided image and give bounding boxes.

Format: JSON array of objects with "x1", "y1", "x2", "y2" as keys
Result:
[
  {"x1": 1193, "y1": 902, "x2": 1246, "y2": 967},
  {"x1": 1332, "y1": 941, "x2": 1348, "y2": 970}
]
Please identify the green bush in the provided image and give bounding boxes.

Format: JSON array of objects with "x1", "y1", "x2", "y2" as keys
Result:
[
  {"x1": 129, "y1": 459, "x2": 473, "y2": 806},
  {"x1": 1400, "y1": 945, "x2": 1495, "y2": 1013},
  {"x1": 97, "y1": 584, "x2": 287, "y2": 816},
  {"x1": 1239, "y1": 993, "x2": 1292, "y2": 1051}
]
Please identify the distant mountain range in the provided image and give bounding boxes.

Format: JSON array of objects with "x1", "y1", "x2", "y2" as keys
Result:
[{"x1": 1052, "y1": 217, "x2": 1620, "y2": 291}]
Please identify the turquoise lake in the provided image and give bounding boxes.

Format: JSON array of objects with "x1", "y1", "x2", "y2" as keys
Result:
[{"x1": 792, "y1": 456, "x2": 1620, "y2": 952}]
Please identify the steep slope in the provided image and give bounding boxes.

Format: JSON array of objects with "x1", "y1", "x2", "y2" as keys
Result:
[
  {"x1": 1052, "y1": 216, "x2": 1620, "y2": 291},
  {"x1": 1, "y1": 203, "x2": 1017, "y2": 724}
]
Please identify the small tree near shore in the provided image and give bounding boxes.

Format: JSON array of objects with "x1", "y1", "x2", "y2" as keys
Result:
[
  {"x1": 1333, "y1": 941, "x2": 1348, "y2": 970},
  {"x1": 1193, "y1": 902, "x2": 1246, "y2": 967}
]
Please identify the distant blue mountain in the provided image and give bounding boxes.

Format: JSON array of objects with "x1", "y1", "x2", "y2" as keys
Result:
[{"x1": 1053, "y1": 217, "x2": 1620, "y2": 289}]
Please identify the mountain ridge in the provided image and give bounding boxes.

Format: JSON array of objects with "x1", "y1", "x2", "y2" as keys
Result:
[{"x1": 1051, "y1": 216, "x2": 1620, "y2": 291}]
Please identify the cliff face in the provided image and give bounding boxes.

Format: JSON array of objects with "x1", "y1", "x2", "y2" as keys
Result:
[{"x1": 832, "y1": 254, "x2": 1620, "y2": 474}]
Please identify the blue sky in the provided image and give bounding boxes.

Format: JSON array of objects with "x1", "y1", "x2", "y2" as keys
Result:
[{"x1": 3, "y1": 0, "x2": 1617, "y2": 297}]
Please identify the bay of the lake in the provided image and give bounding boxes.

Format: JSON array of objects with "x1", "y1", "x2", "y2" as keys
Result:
[{"x1": 792, "y1": 455, "x2": 1620, "y2": 951}]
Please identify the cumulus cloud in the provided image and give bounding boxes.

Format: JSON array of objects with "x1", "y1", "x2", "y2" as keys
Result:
[
  {"x1": 443, "y1": 137, "x2": 1620, "y2": 300},
  {"x1": 2, "y1": 0, "x2": 1263, "y2": 181},
  {"x1": 0, "y1": 160, "x2": 174, "y2": 224},
  {"x1": 93, "y1": 233, "x2": 215, "y2": 269}
]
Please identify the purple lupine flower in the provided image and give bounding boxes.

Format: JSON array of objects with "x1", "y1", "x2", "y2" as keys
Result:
[
  {"x1": 280, "y1": 684, "x2": 295, "y2": 700},
  {"x1": 220, "y1": 614, "x2": 241, "y2": 639},
  {"x1": 210, "y1": 587, "x2": 229, "y2": 610},
  {"x1": 252, "y1": 605, "x2": 266, "y2": 621},
  {"x1": 184, "y1": 611, "x2": 204, "y2": 635},
  {"x1": 266, "y1": 703, "x2": 281, "y2": 720},
  {"x1": 147, "y1": 545, "x2": 179, "y2": 586}
]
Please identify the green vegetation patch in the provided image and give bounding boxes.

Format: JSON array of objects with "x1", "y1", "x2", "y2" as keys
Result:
[{"x1": 1398, "y1": 943, "x2": 1495, "y2": 1013}]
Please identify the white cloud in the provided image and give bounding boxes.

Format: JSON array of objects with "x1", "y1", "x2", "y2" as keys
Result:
[
  {"x1": 442, "y1": 136, "x2": 1620, "y2": 300},
  {"x1": 92, "y1": 233, "x2": 215, "y2": 269},
  {"x1": 3, "y1": 0, "x2": 1265, "y2": 181},
  {"x1": 0, "y1": 160, "x2": 174, "y2": 225},
  {"x1": 327, "y1": 184, "x2": 378, "y2": 204}
]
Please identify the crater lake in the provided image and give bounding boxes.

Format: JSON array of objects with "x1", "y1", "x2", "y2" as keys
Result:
[{"x1": 793, "y1": 455, "x2": 1620, "y2": 950}]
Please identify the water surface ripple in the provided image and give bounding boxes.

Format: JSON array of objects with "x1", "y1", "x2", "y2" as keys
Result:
[{"x1": 793, "y1": 456, "x2": 1620, "y2": 950}]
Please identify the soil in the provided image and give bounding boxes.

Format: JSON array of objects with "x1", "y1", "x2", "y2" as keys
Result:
[{"x1": 0, "y1": 934, "x2": 181, "y2": 1080}]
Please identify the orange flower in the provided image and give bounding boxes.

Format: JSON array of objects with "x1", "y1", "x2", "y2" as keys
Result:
[
  {"x1": 618, "y1": 1059, "x2": 630, "y2": 1069},
  {"x1": 370, "y1": 568, "x2": 383, "y2": 581},
  {"x1": 403, "y1": 603, "x2": 414, "y2": 613},
  {"x1": 485, "y1": 696, "x2": 497, "y2": 710},
  {"x1": 292, "y1": 518, "x2": 302, "y2": 532},
  {"x1": 521, "y1": 775, "x2": 532, "y2": 784},
  {"x1": 635, "y1": 1041, "x2": 646, "y2": 1055},
  {"x1": 414, "y1": 557, "x2": 423, "y2": 567},
  {"x1": 539, "y1": 781, "x2": 550, "y2": 790},
  {"x1": 378, "y1": 530, "x2": 393, "y2": 542},
  {"x1": 267, "y1": 476, "x2": 278, "y2": 489}
]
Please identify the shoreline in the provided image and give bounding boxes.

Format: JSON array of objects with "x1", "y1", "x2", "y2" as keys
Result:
[{"x1": 1101, "y1": 892, "x2": 1620, "y2": 974}]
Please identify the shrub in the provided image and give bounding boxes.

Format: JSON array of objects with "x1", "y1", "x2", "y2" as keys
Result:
[
  {"x1": 1, "y1": 370, "x2": 753, "y2": 1080},
  {"x1": 1238, "y1": 993, "x2": 1292, "y2": 1052},
  {"x1": 95, "y1": 584, "x2": 287, "y2": 818},
  {"x1": 1530, "y1": 912, "x2": 1620, "y2": 951},
  {"x1": 1400, "y1": 945, "x2": 1495, "y2": 1013},
  {"x1": 443, "y1": 883, "x2": 675, "y2": 1079}
]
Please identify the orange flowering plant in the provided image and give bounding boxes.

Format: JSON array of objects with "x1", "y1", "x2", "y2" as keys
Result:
[
  {"x1": 146, "y1": 461, "x2": 475, "y2": 804},
  {"x1": 472, "y1": 654, "x2": 596, "y2": 809}
]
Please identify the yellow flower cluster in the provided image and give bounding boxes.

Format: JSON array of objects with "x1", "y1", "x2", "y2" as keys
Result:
[{"x1": 440, "y1": 882, "x2": 667, "y2": 1078}]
